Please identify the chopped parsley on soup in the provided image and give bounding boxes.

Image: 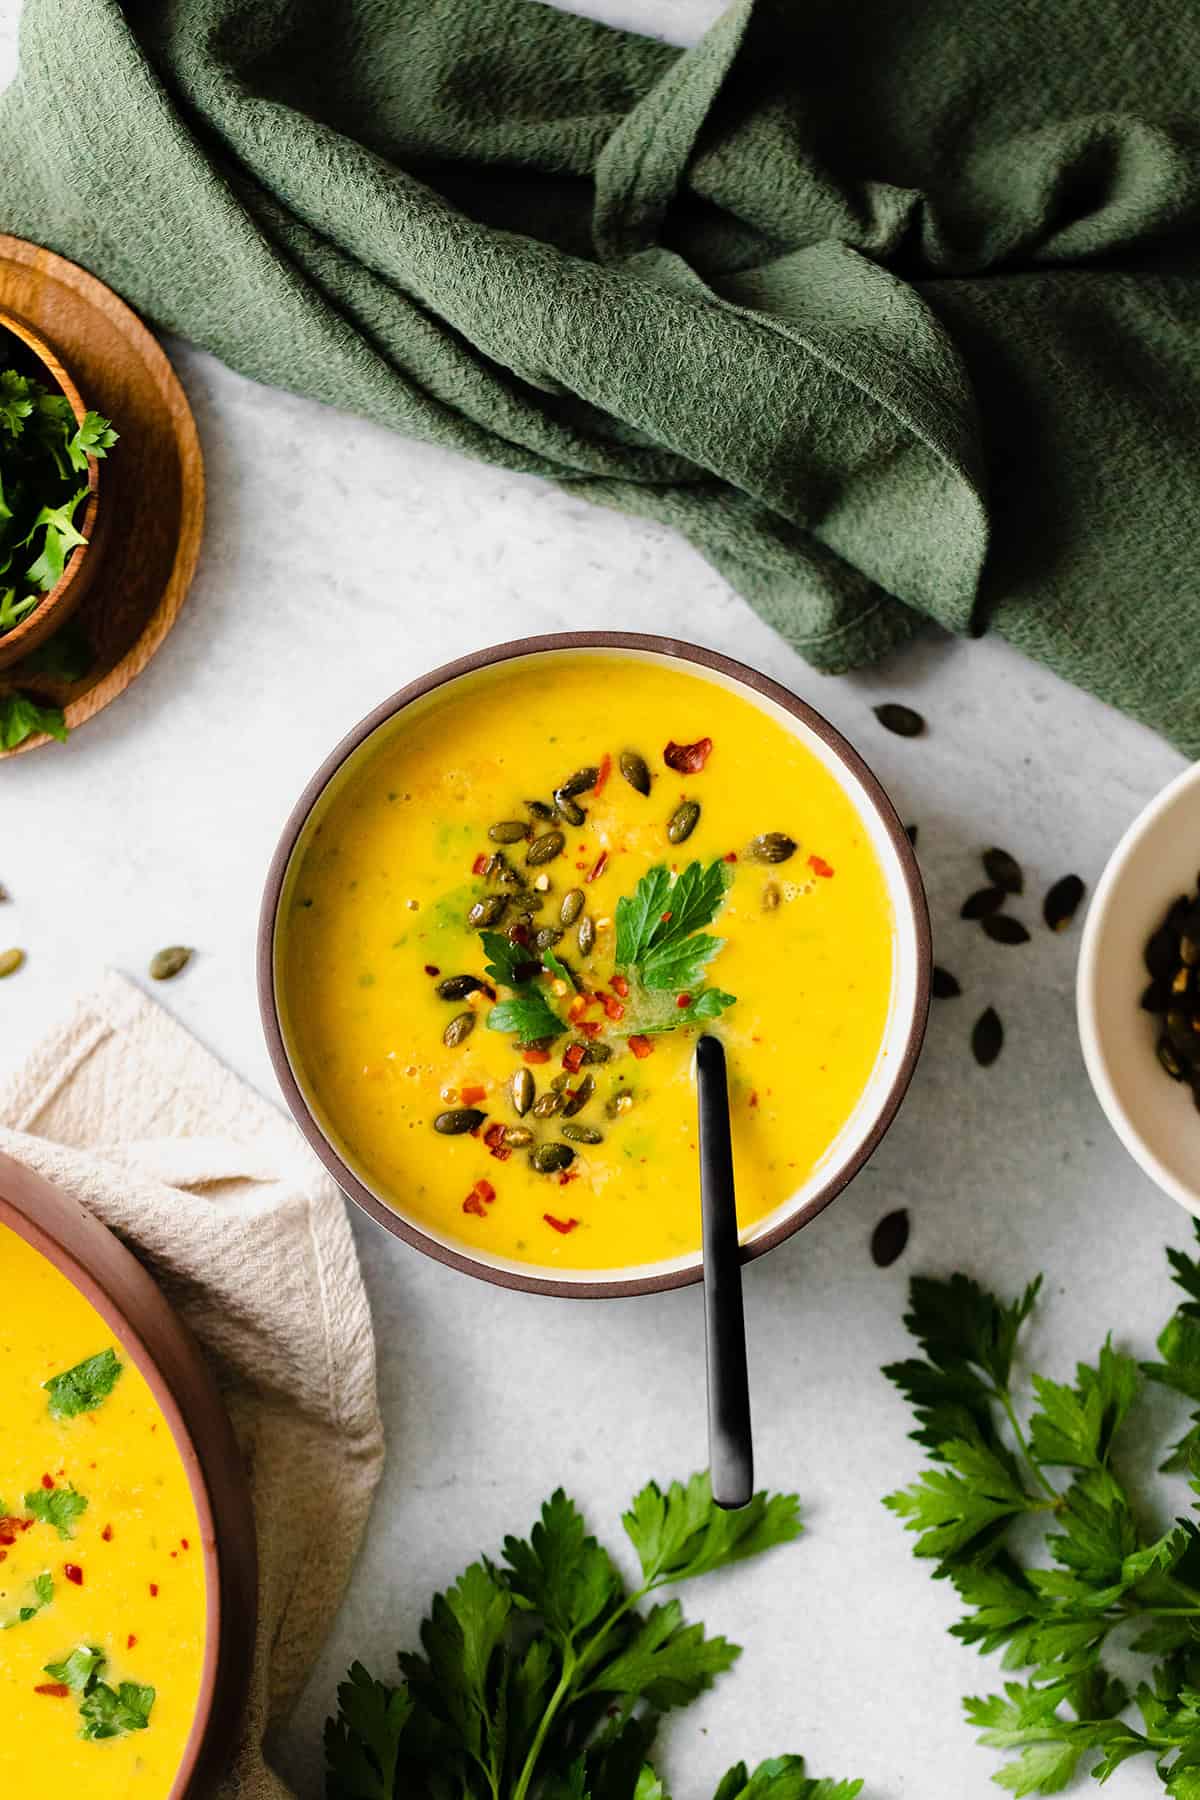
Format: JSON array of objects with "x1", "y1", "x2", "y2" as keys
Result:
[
  {"x1": 279, "y1": 655, "x2": 896, "y2": 1270},
  {"x1": 0, "y1": 1223, "x2": 205, "y2": 1794}
]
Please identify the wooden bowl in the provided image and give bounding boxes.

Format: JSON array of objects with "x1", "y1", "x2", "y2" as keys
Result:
[
  {"x1": 0, "y1": 1150, "x2": 257, "y2": 1797},
  {"x1": 0, "y1": 307, "x2": 103, "y2": 670}
]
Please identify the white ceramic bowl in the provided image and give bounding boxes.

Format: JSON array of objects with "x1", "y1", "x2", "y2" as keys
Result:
[{"x1": 1078, "y1": 760, "x2": 1200, "y2": 1213}]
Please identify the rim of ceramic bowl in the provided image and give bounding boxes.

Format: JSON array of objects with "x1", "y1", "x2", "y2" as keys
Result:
[
  {"x1": 258, "y1": 631, "x2": 932, "y2": 1297},
  {"x1": 1077, "y1": 758, "x2": 1200, "y2": 1214},
  {"x1": 0, "y1": 1153, "x2": 257, "y2": 1797},
  {"x1": 0, "y1": 305, "x2": 101, "y2": 659}
]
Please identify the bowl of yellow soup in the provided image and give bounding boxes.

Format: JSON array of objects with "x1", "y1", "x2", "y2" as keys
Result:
[
  {"x1": 0, "y1": 1152, "x2": 256, "y2": 1796},
  {"x1": 260, "y1": 634, "x2": 930, "y2": 1295}
]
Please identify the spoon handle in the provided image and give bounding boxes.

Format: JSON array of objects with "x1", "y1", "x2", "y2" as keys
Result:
[{"x1": 696, "y1": 1033, "x2": 753, "y2": 1510}]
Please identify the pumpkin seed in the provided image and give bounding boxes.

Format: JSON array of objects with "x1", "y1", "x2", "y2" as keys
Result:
[
  {"x1": 1182, "y1": 936, "x2": 1200, "y2": 969},
  {"x1": 1141, "y1": 979, "x2": 1170, "y2": 1014},
  {"x1": 981, "y1": 915, "x2": 1030, "y2": 946},
  {"x1": 562, "y1": 1073, "x2": 595, "y2": 1117},
  {"x1": 982, "y1": 847, "x2": 1023, "y2": 894},
  {"x1": 502, "y1": 1126, "x2": 534, "y2": 1149},
  {"x1": 510, "y1": 1067, "x2": 535, "y2": 1116},
  {"x1": 746, "y1": 832, "x2": 796, "y2": 864},
  {"x1": 931, "y1": 966, "x2": 961, "y2": 999},
  {"x1": 434, "y1": 1107, "x2": 485, "y2": 1135},
  {"x1": 561, "y1": 1122, "x2": 602, "y2": 1145},
  {"x1": 531, "y1": 1142, "x2": 575, "y2": 1174},
  {"x1": 559, "y1": 767, "x2": 599, "y2": 798},
  {"x1": 443, "y1": 1011, "x2": 476, "y2": 1048},
  {"x1": 149, "y1": 945, "x2": 192, "y2": 981},
  {"x1": 961, "y1": 887, "x2": 1006, "y2": 920},
  {"x1": 485, "y1": 852, "x2": 525, "y2": 890},
  {"x1": 436, "y1": 974, "x2": 484, "y2": 1001},
  {"x1": 905, "y1": 824, "x2": 918, "y2": 847},
  {"x1": 553, "y1": 790, "x2": 586, "y2": 828},
  {"x1": 1158, "y1": 1035, "x2": 1187, "y2": 1081},
  {"x1": 467, "y1": 895, "x2": 507, "y2": 928},
  {"x1": 873, "y1": 702, "x2": 925, "y2": 738},
  {"x1": 560, "y1": 888, "x2": 585, "y2": 926},
  {"x1": 870, "y1": 1208, "x2": 910, "y2": 1268},
  {"x1": 619, "y1": 750, "x2": 651, "y2": 795},
  {"x1": 582, "y1": 1041, "x2": 614, "y2": 1064},
  {"x1": 606, "y1": 1091, "x2": 634, "y2": 1118},
  {"x1": 534, "y1": 926, "x2": 563, "y2": 953},
  {"x1": 489, "y1": 820, "x2": 529, "y2": 844},
  {"x1": 577, "y1": 915, "x2": 596, "y2": 956},
  {"x1": 762, "y1": 882, "x2": 781, "y2": 911},
  {"x1": 0, "y1": 947, "x2": 25, "y2": 979},
  {"x1": 667, "y1": 800, "x2": 700, "y2": 844},
  {"x1": 526, "y1": 800, "x2": 555, "y2": 821},
  {"x1": 1146, "y1": 925, "x2": 1178, "y2": 981},
  {"x1": 527, "y1": 830, "x2": 565, "y2": 866},
  {"x1": 1043, "y1": 874, "x2": 1085, "y2": 933},
  {"x1": 532, "y1": 1091, "x2": 565, "y2": 1118},
  {"x1": 972, "y1": 1006, "x2": 1004, "y2": 1067},
  {"x1": 1167, "y1": 1010, "x2": 1196, "y2": 1058}
]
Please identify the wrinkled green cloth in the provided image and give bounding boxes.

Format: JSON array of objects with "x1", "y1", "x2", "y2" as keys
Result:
[{"x1": 3, "y1": 0, "x2": 1197, "y2": 744}]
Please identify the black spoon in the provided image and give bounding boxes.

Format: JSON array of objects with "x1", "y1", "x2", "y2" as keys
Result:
[{"x1": 695, "y1": 1033, "x2": 753, "y2": 1509}]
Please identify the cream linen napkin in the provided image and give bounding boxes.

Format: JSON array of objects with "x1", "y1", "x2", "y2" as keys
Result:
[{"x1": 0, "y1": 971, "x2": 385, "y2": 1799}]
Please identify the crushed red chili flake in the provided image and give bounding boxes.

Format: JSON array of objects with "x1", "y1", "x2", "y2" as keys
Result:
[
  {"x1": 676, "y1": 994, "x2": 692, "y2": 1009},
  {"x1": 610, "y1": 974, "x2": 630, "y2": 997},
  {"x1": 63, "y1": 1564, "x2": 83, "y2": 1586},
  {"x1": 463, "y1": 1191, "x2": 487, "y2": 1216},
  {"x1": 423, "y1": 963, "x2": 440, "y2": 977},
  {"x1": 603, "y1": 996, "x2": 626, "y2": 1022},
  {"x1": 127, "y1": 1634, "x2": 138, "y2": 1649},
  {"x1": 558, "y1": 1170, "x2": 580, "y2": 1186},
  {"x1": 808, "y1": 854, "x2": 835, "y2": 878},
  {"x1": 41, "y1": 1474, "x2": 54, "y2": 1490},
  {"x1": 563, "y1": 1043, "x2": 586, "y2": 1074},
  {"x1": 474, "y1": 1179, "x2": 496, "y2": 1204},
  {"x1": 724, "y1": 851, "x2": 738, "y2": 864},
  {"x1": 660, "y1": 911, "x2": 672, "y2": 923},
  {"x1": 149, "y1": 1583, "x2": 159, "y2": 1596},
  {"x1": 490, "y1": 1145, "x2": 512, "y2": 1162},
  {"x1": 587, "y1": 850, "x2": 608, "y2": 883},
  {"x1": 543, "y1": 1214, "x2": 580, "y2": 1234},
  {"x1": 523, "y1": 1048, "x2": 550, "y2": 1064},
  {"x1": 460, "y1": 1084, "x2": 486, "y2": 1106},
  {"x1": 101, "y1": 1524, "x2": 113, "y2": 1542},
  {"x1": 471, "y1": 853, "x2": 488, "y2": 876},
  {"x1": 579, "y1": 1020, "x2": 603, "y2": 1039},
  {"x1": 594, "y1": 754, "x2": 612, "y2": 794},
  {"x1": 484, "y1": 1122, "x2": 506, "y2": 1149},
  {"x1": 663, "y1": 737, "x2": 713, "y2": 773},
  {"x1": 749, "y1": 1090, "x2": 759, "y2": 1108},
  {"x1": 629, "y1": 1035, "x2": 654, "y2": 1059},
  {"x1": 35, "y1": 1683, "x2": 70, "y2": 1698},
  {"x1": 509, "y1": 923, "x2": 531, "y2": 947},
  {"x1": 0, "y1": 1517, "x2": 30, "y2": 1546}
]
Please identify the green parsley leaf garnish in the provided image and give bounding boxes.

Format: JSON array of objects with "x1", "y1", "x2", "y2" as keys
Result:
[
  {"x1": 882, "y1": 1224, "x2": 1200, "y2": 1793},
  {"x1": 324, "y1": 1471, "x2": 837, "y2": 1800},
  {"x1": 44, "y1": 1645, "x2": 156, "y2": 1741},
  {"x1": 615, "y1": 861, "x2": 737, "y2": 1032},
  {"x1": 481, "y1": 929, "x2": 535, "y2": 989},
  {"x1": 488, "y1": 988, "x2": 565, "y2": 1045},
  {"x1": 24, "y1": 1482, "x2": 88, "y2": 1539},
  {"x1": 45, "y1": 1347, "x2": 124, "y2": 1420},
  {"x1": 1, "y1": 1571, "x2": 53, "y2": 1630},
  {"x1": 45, "y1": 1644, "x2": 106, "y2": 1690},
  {"x1": 0, "y1": 691, "x2": 67, "y2": 749}
]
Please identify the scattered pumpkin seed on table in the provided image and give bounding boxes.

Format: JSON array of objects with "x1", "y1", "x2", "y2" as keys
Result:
[
  {"x1": 0, "y1": 947, "x2": 25, "y2": 978},
  {"x1": 904, "y1": 825, "x2": 918, "y2": 847},
  {"x1": 981, "y1": 915, "x2": 1031, "y2": 946},
  {"x1": 873, "y1": 702, "x2": 925, "y2": 738},
  {"x1": 931, "y1": 966, "x2": 962, "y2": 999},
  {"x1": 972, "y1": 1007, "x2": 1004, "y2": 1067},
  {"x1": 982, "y1": 847, "x2": 1023, "y2": 894},
  {"x1": 1044, "y1": 873, "x2": 1085, "y2": 932},
  {"x1": 870, "y1": 1209, "x2": 910, "y2": 1268},
  {"x1": 961, "y1": 887, "x2": 1006, "y2": 920},
  {"x1": 149, "y1": 945, "x2": 192, "y2": 981}
]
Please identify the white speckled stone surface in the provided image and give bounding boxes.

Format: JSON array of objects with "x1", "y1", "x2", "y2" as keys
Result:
[{"x1": 0, "y1": 6, "x2": 1191, "y2": 1795}]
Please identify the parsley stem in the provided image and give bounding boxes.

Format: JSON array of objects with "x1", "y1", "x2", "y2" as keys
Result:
[
  {"x1": 994, "y1": 1387, "x2": 1059, "y2": 1503},
  {"x1": 510, "y1": 1653, "x2": 576, "y2": 1800}
]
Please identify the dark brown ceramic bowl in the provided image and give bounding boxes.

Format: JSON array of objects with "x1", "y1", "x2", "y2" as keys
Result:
[
  {"x1": 0, "y1": 1151, "x2": 257, "y2": 1796},
  {"x1": 0, "y1": 307, "x2": 103, "y2": 670},
  {"x1": 259, "y1": 633, "x2": 931, "y2": 1298}
]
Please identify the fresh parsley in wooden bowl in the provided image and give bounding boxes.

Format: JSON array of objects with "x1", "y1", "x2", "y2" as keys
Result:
[{"x1": 0, "y1": 307, "x2": 117, "y2": 670}]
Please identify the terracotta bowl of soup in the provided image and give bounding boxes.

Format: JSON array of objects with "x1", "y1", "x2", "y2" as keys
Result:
[
  {"x1": 259, "y1": 634, "x2": 931, "y2": 1296},
  {"x1": 0, "y1": 1151, "x2": 256, "y2": 1797}
]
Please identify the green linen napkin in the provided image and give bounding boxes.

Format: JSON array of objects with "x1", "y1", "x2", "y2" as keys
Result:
[{"x1": 2, "y1": 0, "x2": 1197, "y2": 746}]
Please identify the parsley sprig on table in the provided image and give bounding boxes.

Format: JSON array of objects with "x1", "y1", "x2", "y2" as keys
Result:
[
  {"x1": 325, "y1": 1472, "x2": 859, "y2": 1800},
  {"x1": 883, "y1": 1230, "x2": 1200, "y2": 1796},
  {"x1": 615, "y1": 861, "x2": 736, "y2": 1034}
]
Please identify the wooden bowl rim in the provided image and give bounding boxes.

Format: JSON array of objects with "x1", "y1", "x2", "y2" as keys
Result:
[
  {"x1": 0, "y1": 1150, "x2": 257, "y2": 1796},
  {"x1": 0, "y1": 304, "x2": 101, "y2": 658},
  {"x1": 258, "y1": 631, "x2": 932, "y2": 1299}
]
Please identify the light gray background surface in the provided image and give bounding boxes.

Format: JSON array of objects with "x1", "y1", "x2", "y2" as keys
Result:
[{"x1": 0, "y1": 5, "x2": 1192, "y2": 1794}]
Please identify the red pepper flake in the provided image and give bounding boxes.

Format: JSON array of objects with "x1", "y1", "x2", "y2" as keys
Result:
[
  {"x1": 463, "y1": 1193, "x2": 487, "y2": 1217},
  {"x1": 543, "y1": 1214, "x2": 580, "y2": 1235},
  {"x1": 474, "y1": 1179, "x2": 496, "y2": 1204},
  {"x1": 490, "y1": 1145, "x2": 512, "y2": 1162},
  {"x1": 0, "y1": 1517, "x2": 30, "y2": 1547},
  {"x1": 808, "y1": 854, "x2": 835, "y2": 879},
  {"x1": 603, "y1": 996, "x2": 626, "y2": 1022},
  {"x1": 35, "y1": 1683, "x2": 70, "y2": 1698},
  {"x1": 586, "y1": 850, "x2": 608, "y2": 883},
  {"x1": 629, "y1": 1035, "x2": 654, "y2": 1059},
  {"x1": 748, "y1": 1090, "x2": 759, "y2": 1108},
  {"x1": 460, "y1": 1084, "x2": 486, "y2": 1106},
  {"x1": 579, "y1": 1020, "x2": 603, "y2": 1039},
  {"x1": 41, "y1": 1474, "x2": 54, "y2": 1490},
  {"x1": 724, "y1": 851, "x2": 738, "y2": 864},
  {"x1": 484, "y1": 1121, "x2": 506, "y2": 1148},
  {"x1": 663, "y1": 737, "x2": 713, "y2": 773},
  {"x1": 594, "y1": 754, "x2": 612, "y2": 795},
  {"x1": 423, "y1": 963, "x2": 440, "y2": 977},
  {"x1": 63, "y1": 1564, "x2": 83, "y2": 1586},
  {"x1": 610, "y1": 974, "x2": 629, "y2": 998},
  {"x1": 523, "y1": 1048, "x2": 550, "y2": 1064},
  {"x1": 127, "y1": 1634, "x2": 138, "y2": 1650},
  {"x1": 181, "y1": 1537, "x2": 189, "y2": 1550},
  {"x1": 509, "y1": 923, "x2": 531, "y2": 947},
  {"x1": 149, "y1": 1583, "x2": 159, "y2": 1597},
  {"x1": 558, "y1": 1170, "x2": 580, "y2": 1186},
  {"x1": 676, "y1": 993, "x2": 692, "y2": 1009},
  {"x1": 660, "y1": 911, "x2": 672, "y2": 923},
  {"x1": 563, "y1": 1043, "x2": 586, "y2": 1074},
  {"x1": 101, "y1": 1524, "x2": 113, "y2": 1543},
  {"x1": 471, "y1": 853, "x2": 488, "y2": 876},
  {"x1": 0, "y1": 1550, "x2": 7, "y2": 1563}
]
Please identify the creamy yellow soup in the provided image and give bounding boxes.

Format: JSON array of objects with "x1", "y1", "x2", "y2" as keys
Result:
[
  {"x1": 0, "y1": 1223, "x2": 206, "y2": 1796},
  {"x1": 280, "y1": 655, "x2": 895, "y2": 1270}
]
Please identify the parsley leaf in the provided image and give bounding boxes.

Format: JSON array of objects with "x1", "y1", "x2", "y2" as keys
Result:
[
  {"x1": 615, "y1": 861, "x2": 737, "y2": 1031},
  {"x1": 0, "y1": 691, "x2": 67, "y2": 749},
  {"x1": 487, "y1": 988, "x2": 565, "y2": 1045},
  {"x1": 45, "y1": 1347, "x2": 124, "y2": 1420},
  {"x1": 1, "y1": 1571, "x2": 53, "y2": 1630},
  {"x1": 325, "y1": 1471, "x2": 839, "y2": 1800},
  {"x1": 481, "y1": 929, "x2": 535, "y2": 988},
  {"x1": 24, "y1": 1482, "x2": 87, "y2": 1539},
  {"x1": 80, "y1": 1678, "x2": 156, "y2": 1740},
  {"x1": 45, "y1": 1643, "x2": 105, "y2": 1690}
]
